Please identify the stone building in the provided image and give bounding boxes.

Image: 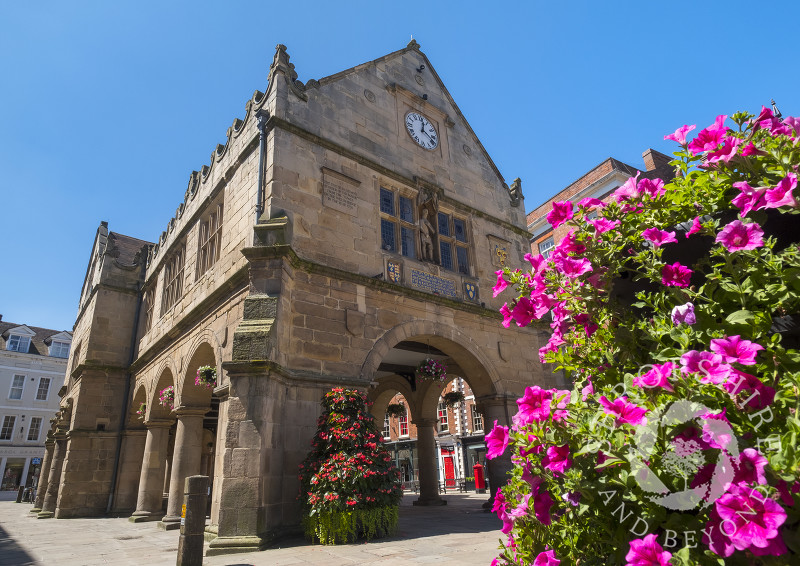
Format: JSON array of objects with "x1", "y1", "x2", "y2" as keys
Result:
[
  {"x1": 0, "y1": 317, "x2": 70, "y2": 496},
  {"x1": 527, "y1": 148, "x2": 675, "y2": 256},
  {"x1": 37, "y1": 41, "x2": 556, "y2": 554}
]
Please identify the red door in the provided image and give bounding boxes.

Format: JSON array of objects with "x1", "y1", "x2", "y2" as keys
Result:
[{"x1": 443, "y1": 456, "x2": 455, "y2": 488}]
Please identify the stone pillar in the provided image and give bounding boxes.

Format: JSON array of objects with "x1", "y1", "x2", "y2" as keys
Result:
[
  {"x1": 412, "y1": 418, "x2": 445, "y2": 506},
  {"x1": 20, "y1": 457, "x2": 31, "y2": 487},
  {"x1": 113, "y1": 429, "x2": 147, "y2": 513},
  {"x1": 130, "y1": 420, "x2": 171, "y2": 522},
  {"x1": 31, "y1": 440, "x2": 54, "y2": 512},
  {"x1": 480, "y1": 396, "x2": 516, "y2": 505},
  {"x1": 160, "y1": 408, "x2": 207, "y2": 529},
  {"x1": 38, "y1": 432, "x2": 67, "y2": 519}
]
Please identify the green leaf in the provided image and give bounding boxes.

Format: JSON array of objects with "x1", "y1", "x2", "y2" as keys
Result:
[{"x1": 725, "y1": 309, "x2": 753, "y2": 324}]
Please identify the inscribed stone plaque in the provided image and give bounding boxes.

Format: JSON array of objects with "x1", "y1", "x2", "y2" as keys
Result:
[
  {"x1": 409, "y1": 269, "x2": 458, "y2": 298},
  {"x1": 322, "y1": 167, "x2": 360, "y2": 216}
]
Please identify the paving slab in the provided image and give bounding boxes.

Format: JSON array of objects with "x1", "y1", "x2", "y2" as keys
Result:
[{"x1": 0, "y1": 492, "x2": 502, "y2": 565}]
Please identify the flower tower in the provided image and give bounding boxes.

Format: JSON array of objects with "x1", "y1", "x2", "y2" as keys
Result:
[{"x1": 298, "y1": 388, "x2": 403, "y2": 544}]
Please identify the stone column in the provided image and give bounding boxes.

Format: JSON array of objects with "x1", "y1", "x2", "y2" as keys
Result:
[
  {"x1": 20, "y1": 457, "x2": 31, "y2": 487},
  {"x1": 412, "y1": 418, "x2": 445, "y2": 506},
  {"x1": 480, "y1": 396, "x2": 516, "y2": 505},
  {"x1": 160, "y1": 408, "x2": 207, "y2": 529},
  {"x1": 38, "y1": 432, "x2": 67, "y2": 519},
  {"x1": 31, "y1": 440, "x2": 54, "y2": 512},
  {"x1": 130, "y1": 420, "x2": 172, "y2": 522}
]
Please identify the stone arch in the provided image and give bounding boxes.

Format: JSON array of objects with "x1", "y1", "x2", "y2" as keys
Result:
[
  {"x1": 150, "y1": 365, "x2": 177, "y2": 420},
  {"x1": 368, "y1": 374, "x2": 416, "y2": 422},
  {"x1": 177, "y1": 336, "x2": 217, "y2": 407},
  {"x1": 127, "y1": 382, "x2": 148, "y2": 428},
  {"x1": 361, "y1": 320, "x2": 502, "y2": 400}
]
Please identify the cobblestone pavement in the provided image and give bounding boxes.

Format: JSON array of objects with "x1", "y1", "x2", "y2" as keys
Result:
[{"x1": 0, "y1": 491, "x2": 502, "y2": 565}]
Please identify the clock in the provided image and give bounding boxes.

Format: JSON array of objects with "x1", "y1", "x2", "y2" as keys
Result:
[{"x1": 404, "y1": 112, "x2": 439, "y2": 150}]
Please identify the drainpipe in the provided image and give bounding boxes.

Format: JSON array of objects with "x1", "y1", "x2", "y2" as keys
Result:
[
  {"x1": 106, "y1": 245, "x2": 149, "y2": 513},
  {"x1": 254, "y1": 110, "x2": 269, "y2": 223}
]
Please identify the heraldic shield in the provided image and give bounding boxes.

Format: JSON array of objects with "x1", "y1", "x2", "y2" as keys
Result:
[
  {"x1": 387, "y1": 260, "x2": 402, "y2": 283},
  {"x1": 464, "y1": 282, "x2": 478, "y2": 301}
]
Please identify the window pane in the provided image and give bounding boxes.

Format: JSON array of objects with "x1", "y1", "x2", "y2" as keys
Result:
[
  {"x1": 440, "y1": 241, "x2": 453, "y2": 270},
  {"x1": 438, "y1": 402, "x2": 448, "y2": 432},
  {"x1": 51, "y1": 342, "x2": 70, "y2": 358},
  {"x1": 400, "y1": 226, "x2": 415, "y2": 258},
  {"x1": 27, "y1": 417, "x2": 42, "y2": 441},
  {"x1": 399, "y1": 196, "x2": 414, "y2": 223},
  {"x1": 472, "y1": 406, "x2": 483, "y2": 431},
  {"x1": 383, "y1": 415, "x2": 390, "y2": 438},
  {"x1": 381, "y1": 219, "x2": 397, "y2": 252},
  {"x1": 7, "y1": 336, "x2": 30, "y2": 353},
  {"x1": 539, "y1": 237, "x2": 555, "y2": 259},
  {"x1": 437, "y1": 212, "x2": 450, "y2": 237},
  {"x1": 0, "y1": 416, "x2": 15, "y2": 440},
  {"x1": 399, "y1": 414, "x2": 408, "y2": 436},
  {"x1": 10, "y1": 375, "x2": 24, "y2": 400},
  {"x1": 456, "y1": 246, "x2": 469, "y2": 275},
  {"x1": 453, "y1": 218, "x2": 467, "y2": 242},
  {"x1": 380, "y1": 187, "x2": 395, "y2": 216},
  {"x1": 36, "y1": 378, "x2": 51, "y2": 401}
]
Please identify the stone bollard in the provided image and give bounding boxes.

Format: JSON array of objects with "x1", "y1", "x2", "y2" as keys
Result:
[
  {"x1": 16, "y1": 485, "x2": 25, "y2": 503},
  {"x1": 176, "y1": 475, "x2": 208, "y2": 566}
]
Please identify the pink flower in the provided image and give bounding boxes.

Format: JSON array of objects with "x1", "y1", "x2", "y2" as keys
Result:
[
  {"x1": 710, "y1": 335, "x2": 763, "y2": 365},
  {"x1": 731, "y1": 181, "x2": 767, "y2": 216},
  {"x1": 734, "y1": 448, "x2": 769, "y2": 485},
  {"x1": 764, "y1": 172, "x2": 797, "y2": 208},
  {"x1": 715, "y1": 220, "x2": 764, "y2": 252},
  {"x1": 533, "y1": 549, "x2": 560, "y2": 566},
  {"x1": 680, "y1": 350, "x2": 732, "y2": 384},
  {"x1": 485, "y1": 421, "x2": 509, "y2": 459},
  {"x1": 688, "y1": 114, "x2": 729, "y2": 155},
  {"x1": 686, "y1": 216, "x2": 702, "y2": 237},
  {"x1": 706, "y1": 136, "x2": 741, "y2": 163},
  {"x1": 533, "y1": 487, "x2": 554, "y2": 526},
  {"x1": 553, "y1": 255, "x2": 593, "y2": 279},
  {"x1": 552, "y1": 229, "x2": 585, "y2": 256},
  {"x1": 701, "y1": 409, "x2": 734, "y2": 449},
  {"x1": 524, "y1": 253, "x2": 547, "y2": 273},
  {"x1": 581, "y1": 378, "x2": 594, "y2": 401},
  {"x1": 598, "y1": 396, "x2": 648, "y2": 426},
  {"x1": 589, "y1": 217, "x2": 620, "y2": 234},
  {"x1": 613, "y1": 173, "x2": 641, "y2": 203},
  {"x1": 723, "y1": 369, "x2": 775, "y2": 410},
  {"x1": 642, "y1": 228, "x2": 677, "y2": 248},
  {"x1": 546, "y1": 201, "x2": 573, "y2": 229},
  {"x1": 515, "y1": 386, "x2": 553, "y2": 425},
  {"x1": 500, "y1": 303, "x2": 513, "y2": 328},
  {"x1": 661, "y1": 262, "x2": 692, "y2": 288},
  {"x1": 671, "y1": 302, "x2": 696, "y2": 325},
  {"x1": 542, "y1": 444, "x2": 572, "y2": 475},
  {"x1": 633, "y1": 362, "x2": 674, "y2": 392},
  {"x1": 665, "y1": 124, "x2": 696, "y2": 145},
  {"x1": 511, "y1": 297, "x2": 537, "y2": 327},
  {"x1": 493, "y1": 270, "x2": 508, "y2": 297},
  {"x1": 578, "y1": 197, "x2": 605, "y2": 208},
  {"x1": 638, "y1": 177, "x2": 665, "y2": 199},
  {"x1": 704, "y1": 484, "x2": 787, "y2": 556},
  {"x1": 625, "y1": 534, "x2": 672, "y2": 566}
]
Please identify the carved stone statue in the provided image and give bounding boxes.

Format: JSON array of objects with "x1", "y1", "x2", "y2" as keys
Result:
[{"x1": 419, "y1": 208, "x2": 435, "y2": 261}]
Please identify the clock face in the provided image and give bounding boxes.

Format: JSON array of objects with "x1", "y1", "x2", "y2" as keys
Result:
[{"x1": 405, "y1": 112, "x2": 438, "y2": 150}]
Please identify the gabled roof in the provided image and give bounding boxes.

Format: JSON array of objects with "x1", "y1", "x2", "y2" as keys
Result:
[{"x1": 0, "y1": 320, "x2": 72, "y2": 357}]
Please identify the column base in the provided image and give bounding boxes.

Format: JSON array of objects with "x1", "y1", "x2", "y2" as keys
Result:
[
  {"x1": 30, "y1": 507, "x2": 41, "y2": 513},
  {"x1": 129, "y1": 512, "x2": 162, "y2": 523},
  {"x1": 158, "y1": 516, "x2": 182, "y2": 531},
  {"x1": 413, "y1": 497, "x2": 447, "y2": 506},
  {"x1": 37, "y1": 511, "x2": 54, "y2": 519},
  {"x1": 206, "y1": 535, "x2": 265, "y2": 556}
]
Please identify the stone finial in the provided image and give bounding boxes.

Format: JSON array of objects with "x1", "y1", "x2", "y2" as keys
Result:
[
  {"x1": 407, "y1": 39, "x2": 421, "y2": 50},
  {"x1": 268, "y1": 43, "x2": 307, "y2": 101},
  {"x1": 507, "y1": 178, "x2": 523, "y2": 207}
]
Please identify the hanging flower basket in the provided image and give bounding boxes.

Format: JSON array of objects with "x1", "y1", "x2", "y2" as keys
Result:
[
  {"x1": 158, "y1": 386, "x2": 175, "y2": 410},
  {"x1": 136, "y1": 402, "x2": 146, "y2": 420},
  {"x1": 386, "y1": 403, "x2": 406, "y2": 418},
  {"x1": 442, "y1": 391, "x2": 465, "y2": 407},
  {"x1": 415, "y1": 358, "x2": 447, "y2": 381},
  {"x1": 195, "y1": 365, "x2": 217, "y2": 389}
]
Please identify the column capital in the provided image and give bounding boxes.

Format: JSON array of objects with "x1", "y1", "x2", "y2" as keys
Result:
[
  {"x1": 173, "y1": 406, "x2": 209, "y2": 418},
  {"x1": 144, "y1": 419, "x2": 174, "y2": 429}
]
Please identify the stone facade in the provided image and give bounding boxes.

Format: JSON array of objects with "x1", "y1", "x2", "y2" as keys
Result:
[{"x1": 40, "y1": 41, "x2": 557, "y2": 554}]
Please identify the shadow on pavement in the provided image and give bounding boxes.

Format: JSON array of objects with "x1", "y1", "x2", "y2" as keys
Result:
[{"x1": 0, "y1": 524, "x2": 37, "y2": 566}]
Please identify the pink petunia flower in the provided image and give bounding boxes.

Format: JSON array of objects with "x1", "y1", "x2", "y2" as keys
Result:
[
  {"x1": 700, "y1": 409, "x2": 734, "y2": 449},
  {"x1": 553, "y1": 255, "x2": 593, "y2": 279},
  {"x1": 524, "y1": 253, "x2": 547, "y2": 273},
  {"x1": 625, "y1": 533, "x2": 672, "y2": 566},
  {"x1": 578, "y1": 197, "x2": 605, "y2": 208},
  {"x1": 542, "y1": 444, "x2": 572, "y2": 475},
  {"x1": 533, "y1": 549, "x2": 560, "y2": 566},
  {"x1": 664, "y1": 124, "x2": 696, "y2": 145},
  {"x1": 642, "y1": 228, "x2": 677, "y2": 248},
  {"x1": 710, "y1": 335, "x2": 763, "y2": 365},
  {"x1": 485, "y1": 421, "x2": 509, "y2": 459},
  {"x1": 533, "y1": 487, "x2": 554, "y2": 526},
  {"x1": 590, "y1": 217, "x2": 620, "y2": 234},
  {"x1": 723, "y1": 369, "x2": 775, "y2": 410},
  {"x1": 686, "y1": 216, "x2": 702, "y2": 237},
  {"x1": 552, "y1": 229, "x2": 586, "y2": 256},
  {"x1": 764, "y1": 172, "x2": 798, "y2": 208},
  {"x1": 493, "y1": 270, "x2": 508, "y2": 297},
  {"x1": 704, "y1": 484, "x2": 787, "y2": 556},
  {"x1": 633, "y1": 362, "x2": 674, "y2": 392},
  {"x1": 546, "y1": 201, "x2": 573, "y2": 229},
  {"x1": 671, "y1": 302, "x2": 696, "y2": 325},
  {"x1": 661, "y1": 262, "x2": 692, "y2": 288},
  {"x1": 515, "y1": 386, "x2": 553, "y2": 425},
  {"x1": 734, "y1": 448, "x2": 769, "y2": 486},
  {"x1": 613, "y1": 172, "x2": 641, "y2": 203},
  {"x1": 716, "y1": 220, "x2": 764, "y2": 252},
  {"x1": 598, "y1": 396, "x2": 648, "y2": 426},
  {"x1": 706, "y1": 136, "x2": 741, "y2": 163},
  {"x1": 500, "y1": 303, "x2": 513, "y2": 328},
  {"x1": 688, "y1": 114, "x2": 729, "y2": 155},
  {"x1": 680, "y1": 350, "x2": 732, "y2": 384},
  {"x1": 638, "y1": 177, "x2": 666, "y2": 199},
  {"x1": 732, "y1": 181, "x2": 767, "y2": 216}
]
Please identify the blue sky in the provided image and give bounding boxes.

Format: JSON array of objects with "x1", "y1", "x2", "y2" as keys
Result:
[{"x1": 2, "y1": 1, "x2": 798, "y2": 331}]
